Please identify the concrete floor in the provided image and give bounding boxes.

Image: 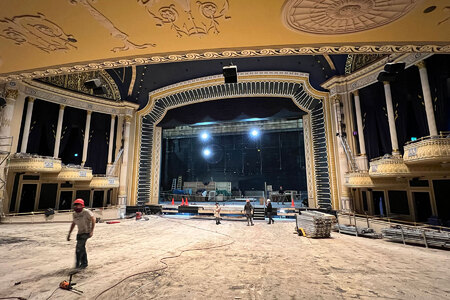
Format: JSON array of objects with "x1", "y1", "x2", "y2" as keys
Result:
[{"x1": 0, "y1": 217, "x2": 449, "y2": 299}]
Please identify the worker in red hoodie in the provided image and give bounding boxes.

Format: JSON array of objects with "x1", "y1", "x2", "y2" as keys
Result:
[{"x1": 67, "y1": 199, "x2": 95, "y2": 269}]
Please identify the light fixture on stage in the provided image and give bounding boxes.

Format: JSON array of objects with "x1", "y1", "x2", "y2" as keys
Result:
[
  {"x1": 223, "y1": 64, "x2": 237, "y2": 83},
  {"x1": 202, "y1": 148, "x2": 212, "y2": 157},
  {"x1": 93, "y1": 86, "x2": 107, "y2": 95},
  {"x1": 200, "y1": 131, "x2": 210, "y2": 141},
  {"x1": 249, "y1": 128, "x2": 260, "y2": 138}
]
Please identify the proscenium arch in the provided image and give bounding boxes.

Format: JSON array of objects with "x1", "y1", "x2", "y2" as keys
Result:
[{"x1": 131, "y1": 71, "x2": 338, "y2": 209}]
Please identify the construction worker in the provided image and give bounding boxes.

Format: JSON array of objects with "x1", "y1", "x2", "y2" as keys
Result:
[
  {"x1": 266, "y1": 199, "x2": 274, "y2": 224},
  {"x1": 67, "y1": 199, "x2": 95, "y2": 269},
  {"x1": 244, "y1": 199, "x2": 254, "y2": 226},
  {"x1": 214, "y1": 202, "x2": 221, "y2": 225}
]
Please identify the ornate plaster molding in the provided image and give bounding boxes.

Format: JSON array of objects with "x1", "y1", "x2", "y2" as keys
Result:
[
  {"x1": 1, "y1": 45, "x2": 449, "y2": 83},
  {"x1": 282, "y1": 0, "x2": 419, "y2": 35},
  {"x1": 17, "y1": 80, "x2": 138, "y2": 116},
  {"x1": 322, "y1": 52, "x2": 434, "y2": 95},
  {"x1": 9, "y1": 156, "x2": 62, "y2": 173}
]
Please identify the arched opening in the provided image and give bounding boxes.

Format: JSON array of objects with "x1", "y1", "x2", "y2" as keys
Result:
[{"x1": 131, "y1": 72, "x2": 337, "y2": 209}]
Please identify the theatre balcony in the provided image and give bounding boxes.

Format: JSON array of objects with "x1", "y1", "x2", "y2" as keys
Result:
[
  {"x1": 369, "y1": 155, "x2": 410, "y2": 177},
  {"x1": 87, "y1": 175, "x2": 120, "y2": 188},
  {"x1": 41, "y1": 164, "x2": 93, "y2": 181},
  {"x1": 344, "y1": 171, "x2": 408, "y2": 188},
  {"x1": 403, "y1": 133, "x2": 450, "y2": 165},
  {"x1": 8, "y1": 154, "x2": 62, "y2": 173}
]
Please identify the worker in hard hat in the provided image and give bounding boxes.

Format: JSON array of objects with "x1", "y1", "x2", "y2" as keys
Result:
[
  {"x1": 244, "y1": 199, "x2": 254, "y2": 226},
  {"x1": 67, "y1": 199, "x2": 95, "y2": 269}
]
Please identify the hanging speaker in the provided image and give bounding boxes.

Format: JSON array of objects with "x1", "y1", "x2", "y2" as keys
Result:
[
  {"x1": 384, "y1": 62, "x2": 405, "y2": 74},
  {"x1": 84, "y1": 79, "x2": 101, "y2": 89},
  {"x1": 223, "y1": 65, "x2": 237, "y2": 83},
  {"x1": 93, "y1": 86, "x2": 107, "y2": 95},
  {"x1": 377, "y1": 72, "x2": 397, "y2": 82}
]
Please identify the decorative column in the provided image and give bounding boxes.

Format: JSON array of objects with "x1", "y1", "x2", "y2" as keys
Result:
[
  {"x1": 106, "y1": 115, "x2": 116, "y2": 172},
  {"x1": 332, "y1": 96, "x2": 351, "y2": 211},
  {"x1": 81, "y1": 110, "x2": 92, "y2": 166},
  {"x1": 0, "y1": 89, "x2": 18, "y2": 138},
  {"x1": 118, "y1": 115, "x2": 131, "y2": 211},
  {"x1": 53, "y1": 105, "x2": 65, "y2": 158},
  {"x1": 353, "y1": 90, "x2": 369, "y2": 170},
  {"x1": 416, "y1": 61, "x2": 438, "y2": 136},
  {"x1": 0, "y1": 89, "x2": 18, "y2": 215},
  {"x1": 115, "y1": 115, "x2": 124, "y2": 157},
  {"x1": 383, "y1": 82, "x2": 400, "y2": 156},
  {"x1": 20, "y1": 97, "x2": 35, "y2": 153}
]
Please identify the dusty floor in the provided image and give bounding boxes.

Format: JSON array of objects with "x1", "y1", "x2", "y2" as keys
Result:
[{"x1": 0, "y1": 216, "x2": 449, "y2": 300}]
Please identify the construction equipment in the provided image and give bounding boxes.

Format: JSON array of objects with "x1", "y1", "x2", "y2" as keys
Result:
[
  {"x1": 338, "y1": 134, "x2": 358, "y2": 172},
  {"x1": 295, "y1": 211, "x2": 335, "y2": 238},
  {"x1": 59, "y1": 273, "x2": 83, "y2": 295},
  {"x1": 171, "y1": 178, "x2": 177, "y2": 191},
  {"x1": 382, "y1": 226, "x2": 450, "y2": 248}
]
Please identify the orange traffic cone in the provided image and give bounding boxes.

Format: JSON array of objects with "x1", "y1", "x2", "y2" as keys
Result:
[
  {"x1": 171, "y1": 197, "x2": 174, "y2": 205},
  {"x1": 185, "y1": 197, "x2": 189, "y2": 206},
  {"x1": 291, "y1": 196, "x2": 295, "y2": 207},
  {"x1": 181, "y1": 197, "x2": 185, "y2": 206}
]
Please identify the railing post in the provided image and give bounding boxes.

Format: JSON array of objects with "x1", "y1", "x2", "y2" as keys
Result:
[
  {"x1": 422, "y1": 230, "x2": 428, "y2": 248},
  {"x1": 400, "y1": 226, "x2": 406, "y2": 245}
]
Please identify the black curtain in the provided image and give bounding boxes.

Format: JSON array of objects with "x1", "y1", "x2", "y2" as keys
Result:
[
  {"x1": 26, "y1": 99, "x2": 59, "y2": 156},
  {"x1": 426, "y1": 55, "x2": 450, "y2": 133},
  {"x1": 59, "y1": 107, "x2": 86, "y2": 165},
  {"x1": 85, "y1": 112, "x2": 110, "y2": 174},
  {"x1": 359, "y1": 83, "x2": 392, "y2": 159},
  {"x1": 390, "y1": 66, "x2": 429, "y2": 153}
]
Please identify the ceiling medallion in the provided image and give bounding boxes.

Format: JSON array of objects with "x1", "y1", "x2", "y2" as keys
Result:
[{"x1": 282, "y1": 0, "x2": 420, "y2": 34}]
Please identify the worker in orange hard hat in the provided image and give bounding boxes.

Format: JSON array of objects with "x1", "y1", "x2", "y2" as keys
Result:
[{"x1": 67, "y1": 199, "x2": 96, "y2": 269}]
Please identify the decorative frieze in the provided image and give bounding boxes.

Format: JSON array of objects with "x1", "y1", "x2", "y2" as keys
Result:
[
  {"x1": 88, "y1": 176, "x2": 119, "y2": 188},
  {"x1": 369, "y1": 156, "x2": 409, "y2": 177}
]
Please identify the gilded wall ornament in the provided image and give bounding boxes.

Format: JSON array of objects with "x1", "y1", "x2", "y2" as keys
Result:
[
  {"x1": 138, "y1": 0, "x2": 230, "y2": 37},
  {"x1": 0, "y1": 13, "x2": 77, "y2": 52},
  {"x1": 69, "y1": 0, "x2": 155, "y2": 52},
  {"x1": 282, "y1": 0, "x2": 420, "y2": 34}
]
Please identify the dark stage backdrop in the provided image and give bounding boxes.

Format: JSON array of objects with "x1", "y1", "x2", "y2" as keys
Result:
[{"x1": 161, "y1": 129, "x2": 307, "y2": 193}]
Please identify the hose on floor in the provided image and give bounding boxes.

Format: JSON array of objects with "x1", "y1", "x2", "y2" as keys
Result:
[{"x1": 92, "y1": 216, "x2": 234, "y2": 300}]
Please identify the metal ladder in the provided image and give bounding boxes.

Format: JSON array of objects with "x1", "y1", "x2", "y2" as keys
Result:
[
  {"x1": 338, "y1": 134, "x2": 358, "y2": 172},
  {"x1": 106, "y1": 148, "x2": 123, "y2": 176},
  {"x1": 176, "y1": 175, "x2": 182, "y2": 190},
  {"x1": 171, "y1": 178, "x2": 177, "y2": 191}
]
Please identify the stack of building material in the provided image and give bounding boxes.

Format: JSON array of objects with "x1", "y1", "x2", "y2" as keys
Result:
[
  {"x1": 296, "y1": 211, "x2": 335, "y2": 238},
  {"x1": 334, "y1": 224, "x2": 382, "y2": 238},
  {"x1": 382, "y1": 226, "x2": 450, "y2": 248}
]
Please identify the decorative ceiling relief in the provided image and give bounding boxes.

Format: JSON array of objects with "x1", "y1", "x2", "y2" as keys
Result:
[
  {"x1": 69, "y1": 0, "x2": 155, "y2": 52},
  {"x1": 0, "y1": 13, "x2": 77, "y2": 52},
  {"x1": 38, "y1": 70, "x2": 121, "y2": 101},
  {"x1": 138, "y1": 0, "x2": 230, "y2": 37},
  {"x1": 282, "y1": 0, "x2": 420, "y2": 34}
]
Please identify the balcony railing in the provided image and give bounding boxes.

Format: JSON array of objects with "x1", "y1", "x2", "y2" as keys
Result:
[
  {"x1": 8, "y1": 153, "x2": 62, "y2": 173},
  {"x1": 369, "y1": 155, "x2": 410, "y2": 177},
  {"x1": 404, "y1": 132, "x2": 450, "y2": 164}
]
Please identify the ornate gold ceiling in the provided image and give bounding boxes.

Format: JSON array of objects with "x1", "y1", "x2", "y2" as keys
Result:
[{"x1": 0, "y1": 0, "x2": 449, "y2": 82}]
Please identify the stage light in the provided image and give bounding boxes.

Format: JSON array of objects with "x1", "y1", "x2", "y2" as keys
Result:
[
  {"x1": 202, "y1": 148, "x2": 211, "y2": 157},
  {"x1": 74, "y1": 153, "x2": 79, "y2": 157},
  {"x1": 250, "y1": 129, "x2": 260, "y2": 138},
  {"x1": 411, "y1": 137, "x2": 417, "y2": 141},
  {"x1": 200, "y1": 132, "x2": 210, "y2": 141}
]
